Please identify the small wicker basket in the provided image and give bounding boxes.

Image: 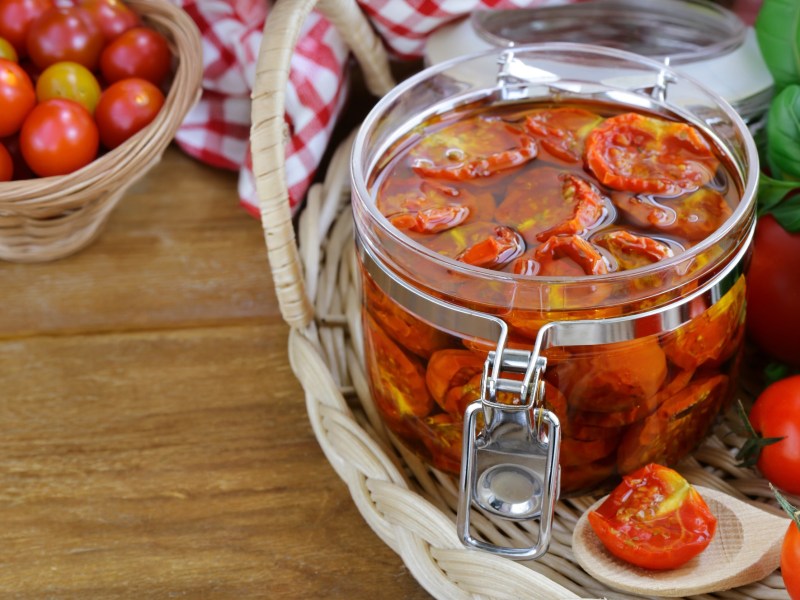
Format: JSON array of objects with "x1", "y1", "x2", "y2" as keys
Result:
[
  {"x1": 251, "y1": 1, "x2": 793, "y2": 598},
  {"x1": 0, "y1": 0, "x2": 203, "y2": 263}
]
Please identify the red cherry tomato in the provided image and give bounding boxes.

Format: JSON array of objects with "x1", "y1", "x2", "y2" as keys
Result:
[
  {"x1": 585, "y1": 113, "x2": 719, "y2": 196},
  {"x1": 0, "y1": 36, "x2": 18, "y2": 62},
  {"x1": 783, "y1": 516, "x2": 800, "y2": 600},
  {"x1": 746, "y1": 214, "x2": 800, "y2": 367},
  {"x1": 588, "y1": 464, "x2": 717, "y2": 570},
  {"x1": 1, "y1": 133, "x2": 34, "y2": 179},
  {"x1": 36, "y1": 61, "x2": 101, "y2": 114},
  {"x1": 0, "y1": 141, "x2": 12, "y2": 180},
  {"x1": 26, "y1": 6, "x2": 104, "y2": 71},
  {"x1": 94, "y1": 77, "x2": 164, "y2": 149},
  {"x1": 0, "y1": 0, "x2": 53, "y2": 58},
  {"x1": 0, "y1": 58, "x2": 35, "y2": 137},
  {"x1": 77, "y1": 0, "x2": 140, "y2": 42},
  {"x1": 748, "y1": 375, "x2": 800, "y2": 495},
  {"x1": 19, "y1": 98, "x2": 98, "y2": 176},
  {"x1": 99, "y1": 26, "x2": 171, "y2": 87}
]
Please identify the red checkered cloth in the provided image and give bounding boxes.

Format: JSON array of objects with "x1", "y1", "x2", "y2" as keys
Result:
[{"x1": 173, "y1": 0, "x2": 593, "y2": 217}]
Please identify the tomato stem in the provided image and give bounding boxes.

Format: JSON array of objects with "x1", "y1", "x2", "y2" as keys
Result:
[
  {"x1": 734, "y1": 400, "x2": 785, "y2": 468},
  {"x1": 770, "y1": 483, "x2": 800, "y2": 529}
]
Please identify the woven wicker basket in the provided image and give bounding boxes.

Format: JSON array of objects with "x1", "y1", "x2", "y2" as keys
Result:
[
  {"x1": 252, "y1": 1, "x2": 793, "y2": 597},
  {"x1": 0, "y1": 0, "x2": 202, "y2": 263}
]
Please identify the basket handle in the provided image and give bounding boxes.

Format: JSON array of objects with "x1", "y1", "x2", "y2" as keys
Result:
[{"x1": 251, "y1": 0, "x2": 395, "y2": 329}]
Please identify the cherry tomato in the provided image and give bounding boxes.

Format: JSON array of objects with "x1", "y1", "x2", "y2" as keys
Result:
[
  {"x1": 0, "y1": 0, "x2": 53, "y2": 57},
  {"x1": 0, "y1": 141, "x2": 12, "y2": 180},
  {"x1": 1, "y1": 133, "x2": 34, "y2": 179},
  {"x1": 99, "y1": 26, "x2": 171, "y2": 87},
  {"x1": 617, "y1": 375, "x2": 728, "y2": 474},
  {"x1": 588, "y1": 463, "x2": 717, "y2": 570},
  {"x1": 594, "y1": 229, "x2": 673, "y2": 271},
  {"x1": 554, "y1": 337, "x2": 667, "y2": 413},
  {"x1": 19, "y1": 98, "x2": 99, "y2": 176},
  {"x1": 26, "y1": 6, "x2": 104, "y2": 71},
  {"x1": 496, "y1": 166, "x2": 584, "y2": 246},
  {"x1": 363, "y1": 314, "x2": 433, "y2": 422},
  {"x1": 363, "y1": 274, "x2": 451, "y2": 359},
  {"x1": 746, "y1": 214, "x2": 800, "y2": 367},
  {"x1": 663, "y1": 276, "x2": 745, "y2": 370},
  {"x1": 782, "y1": 515, "x2": 800, "y2": 600},
  {"x1": 0, "y1": 36, "x2": 17, "y2": 62},
  {"x1": 533, "y1": 174, "x2": 608, "y2": 241},
  {"x1": 748, "y1": 376, "x2": 800, "y2": 495},
  {"x1": 518, "y1": 234, "x2": 608, "y2": 277},
  {"x1": 78, "y1": 0, "x2": 140, "y2": 42},
  {"x1": 523, "y1": 107, "x2": 603, "y2": 163},
  {"x1": 36, "y1": 61, "x2": 101, "y2": 113},
  {"x1": 409, "y1": 115, "x2": 537, "y2": 181},
  {"x1": 0, "y1": 58, "x2": 35, "y2": 136},
  {"x1": 94, "y1": 77, "x2": 164, "y2": 149},
  {"x1": 585, "y1": 113, "x2": 719, "y2": 196},
  {"x1": 379, "y1": 181, "x2": 495, "y2": 235}
]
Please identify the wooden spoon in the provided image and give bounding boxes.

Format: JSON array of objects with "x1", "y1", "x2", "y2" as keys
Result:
[{"x1": 572, "y1": 486, "x2": 789, "y2": 597}]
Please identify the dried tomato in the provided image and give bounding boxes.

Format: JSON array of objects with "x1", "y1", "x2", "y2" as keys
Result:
[
  {"x1": 429, "y1": 222, "x2": 525, "y2": 269},
  {"x1": 363, "y1": 314, "x2": 434, "y2": 422},
  {"x1": 585, "y1": 112, "x2": 719, "y2": 196},
  {"x1": 425, "y1": 349, "x2": 485, "y2": 415},
  {"x1": 518, "y1": 235, "x2": 608, "y2": 277},
  {"x1": 534, "y1": 174, "x2": 608, "y2": 241},
  {"x1": 523, "y1": 107, "x2": 603, "y2": 163},
  {"x1": 594, "y1": 229, "x2": 673, "y2": 271},
  {"x1": 616, "y1": 375, "x2": 728, "y2": 474},
  {"x1": 588, "y1": 463, "x2": 717, "y2": 570}
]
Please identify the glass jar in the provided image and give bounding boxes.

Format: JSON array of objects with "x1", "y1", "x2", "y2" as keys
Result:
[{"x1": 351, "y1": 44, "x2": 758, "y2": 559}]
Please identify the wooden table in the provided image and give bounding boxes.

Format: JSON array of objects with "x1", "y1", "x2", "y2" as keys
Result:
[{"x1": 0, "y1": 147, "x2": 430, "y2": 599}]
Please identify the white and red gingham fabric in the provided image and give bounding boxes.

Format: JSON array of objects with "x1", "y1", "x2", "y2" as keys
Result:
[{"x1": 173, "y1": 0, "x2": 757, "y2": 217}]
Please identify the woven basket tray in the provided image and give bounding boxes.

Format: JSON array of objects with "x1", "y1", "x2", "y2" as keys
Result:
[
  {"x1": 0, "y1": 0, "x2": 202, "y2": 263},
  {"x1": 251, "y1": 1, "x2": 793, "y2": 597}
]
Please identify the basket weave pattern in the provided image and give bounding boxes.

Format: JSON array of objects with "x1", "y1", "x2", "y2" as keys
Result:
[
  {"x1": 253, "y1": 1, "x2": 794, "y2": 597},
  {"x1": 0, "y1": 0, "x2": 203, "y2": 263}
]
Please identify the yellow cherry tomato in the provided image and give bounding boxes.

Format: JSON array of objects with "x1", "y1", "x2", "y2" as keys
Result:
[
  {"x1": 35, "y1": 61, "x2": 102, "y2": 114},
  {"x1": 0, "y1": 37, "x2": 17, "y2": 62}
]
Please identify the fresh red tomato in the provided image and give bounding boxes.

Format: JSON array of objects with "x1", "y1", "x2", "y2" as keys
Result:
[
  {"x1": 1, "y1": 133, "x2": 34, "y2": 179},
  {"x1": 587, "y1": 463, "x2": 717, "y2": 570},
  {"x1": 19, "y1": 98, "x2": 98, "y2": 176},
  {"x1": 747, "y1": 375, "x2": 800, "y2": 495},
  {"x1": 26, "y1": 6, "x2": 104, "y2": 70},
  {"x1": 94, "y1": 77, "x2": 164, "y2": 149},
  {"x1": 585, "y1": 113, "x2": 719, "y2": 196},
  {"x1": 36, "y1": 61, "x2": 101, "y2": 113},
  {"x1": 783, "y1": 516, "x2": 800, "y2": 599},
  {"x1": 99, "y1": 26, "x2": 171, "y2": 87},
  {"x1": 746, "y1": 214, "x2": 800, "y2": 367},
  {"x1": 0, "y1": 36, "x2": 17, "y2": 62},
  {"x1": 0, "y1": 0, "x2": 53, "y2": 57},
  {"x1": 0, "y1": 58, "x2": 35, "y2": 137},
  {"x1": 0, "y1": 141, "x2": 12, "y2": 180},
  {"x1": 78, "y1": 0, "x2": 140, "y2": 42}
]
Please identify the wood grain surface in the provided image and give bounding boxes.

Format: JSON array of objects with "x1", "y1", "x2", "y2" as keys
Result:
[{"x1": 0, "y1": 148, "x2": 430, "y2": 599}]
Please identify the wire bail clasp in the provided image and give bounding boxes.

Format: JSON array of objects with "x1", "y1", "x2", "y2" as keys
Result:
[{"x1": 457, "y1": 326, "x2": 562, "y2": 560}]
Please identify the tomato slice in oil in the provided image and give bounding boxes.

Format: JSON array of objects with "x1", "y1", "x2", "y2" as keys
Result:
[
  {"x1": 425, "y1": 349, "x2": 485, "y2": 415},
  {"x1": 428, "y1": 222, "x2": 525, "y2": 269},
  {"x1": 553, "y1": 337, "x2": 667, "y2": 413},
  {"x1": 585, "y1": 113, "x2": 719, "y2": 196},
  {"x1": 534, "y1": 174, "x2": 609, "y2": 241},
  {"x1": 410, "y1": 115, "x2": 537, "y2": 181},
  {"x1": 588, "y1": 463, "x2": 717, "y2": 570},
  {"x1": 364, "y1": 274, "x2": 452, "y2": 359},
  {"x1": 594, "y1": 229, "x2": 673, "y2": 271},
  {"x1": 663, "y1": 276, "x2": 745, "y2": 370},
  {"x1": 616, "y1": 375, "x2": 729, "y2": 474},
  {"x1": 523, "y1": 107, "x2": 604, "y2": 163},
  {"x1": 514, "y1": 235, "x2": 609, "y2": 278},
  {"x1": 363, "y1": 314, "x2": 434, "y2": 422}
]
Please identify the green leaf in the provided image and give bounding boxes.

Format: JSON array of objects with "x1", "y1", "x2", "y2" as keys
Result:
[
  {"x1": 734, "y1": 400, "x2": 785, "y2": 467},
  {"x1": 770, "y1": 483, "x2": 800, "y2": 529},
  {"x1": 758, "y1": 172, "x2": 800, "y2": 214},
  {"x1": 756, "y1": 0, "x2": 800, "y2": 92},
  {"x1": 766, "y1": 85, "x2": 800, "y2": 180},
  {"x1": 769, "y1": 193, "x2": 800, "y2": 231}
]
